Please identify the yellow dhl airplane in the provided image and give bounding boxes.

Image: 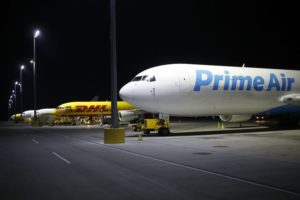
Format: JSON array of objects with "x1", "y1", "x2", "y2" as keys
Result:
[{"x1": 56, "y1": 101, "x2": 139, "y2": 122}]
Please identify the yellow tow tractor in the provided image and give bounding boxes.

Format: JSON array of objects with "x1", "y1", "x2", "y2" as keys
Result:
[{"x1": 132, "y1": 118, "x2": 170, "y2": 136}]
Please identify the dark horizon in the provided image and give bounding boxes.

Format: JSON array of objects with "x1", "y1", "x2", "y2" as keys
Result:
[{"x1": 1, "y1": 0, "x2": 300, "y2": 120}]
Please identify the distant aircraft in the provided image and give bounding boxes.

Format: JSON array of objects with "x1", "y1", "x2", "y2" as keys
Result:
[
  {"x1": 35, "y1": 108, "x2": 57, "y2": 125},
  {"x1": 21, "y1": 110, "x2": 34, "y2": 123},
  {"x1": 10, "y1": 113, "x2": 22, "y2": 122},
  {"x1": 119, "y1": 64, "x2": 300, "y2": 134},
  {"x1": 55, "y1": 101, "x2": 139, "y2": 122},
  {"x1": 10, "y1": 109, "x2": 56, "y2": 125},
  {"x1": 21, "y1": 109, "x2": 57, "y2": 125}
]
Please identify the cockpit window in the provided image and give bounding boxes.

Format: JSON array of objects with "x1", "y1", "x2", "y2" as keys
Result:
[
  {"x1": 150, "y1": 76, "x2": 156, "y2": 82},
  {"x1": 131, "y1": 76, "x2": 142, "y2": 82},
  {"x1": 132, "y1": 75, "x2": 155, "y2": 82}
]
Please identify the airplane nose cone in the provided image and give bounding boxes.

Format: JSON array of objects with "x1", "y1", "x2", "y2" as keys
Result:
[{"x1": 119, "y1": 84, "x2": 130, "y2": 101}]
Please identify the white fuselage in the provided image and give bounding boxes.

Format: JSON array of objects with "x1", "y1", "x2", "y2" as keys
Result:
[
  {"x1": 22, "y1": 108, "x2": 56, "y2": 121},
  {"x1": 119, "y1": 64, "x2": 300, "y2": 116},
  {"x1": 22, "y1": 110, "x2": 34, "y2": 119}
]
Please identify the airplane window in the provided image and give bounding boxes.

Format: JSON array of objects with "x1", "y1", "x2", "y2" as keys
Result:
[
  {"x1": 142, "y1": 75, "x2": 148, "y2": 81},
  {"x1": 150, "y1": 76, "x2": 156, "y2": 82},
  {"x1": 131, "y1": 76, "x2": 142, "y2": 82}
]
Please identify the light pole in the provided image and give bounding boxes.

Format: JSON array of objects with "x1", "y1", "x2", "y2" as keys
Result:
[
  {"x1": 110, "y1": 0, "x2": 119, "y2": 128},
  {"x1": 20, "y1": 65, "x2": 25, "y2": 119},
  {"x1": 8, "y1": 104, "x2": 11, "y2": 120},
  {"x1": 33, "y1": 30, "x2": 40, "y2": 121},
  {"x1": 103, "y1": 0, "x2": 125, "y2": 144},
  {"x1": 13, "y1": 82, "x2": 18, "y2": 119},
  {"x1": 8, "y1": 96, "x2": 13, "y2": 120}
]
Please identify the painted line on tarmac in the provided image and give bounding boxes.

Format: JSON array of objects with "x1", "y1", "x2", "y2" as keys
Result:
[
  {"x1": 65, "y1": 134, "x2": 300, "y2": 197},
  {"x1": 90, "y1": 142, "x2": 299, "y2": 197},
  {"x1": 32, "y1": 139, "x2": 39, "y2": 144},
  {"x1": 52, "y1": 152, "x2": 71, "y2": 164}
]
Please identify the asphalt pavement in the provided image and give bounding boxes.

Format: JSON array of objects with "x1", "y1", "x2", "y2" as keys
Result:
[{"x1": 1, "y1": 121, "x2": 300, "y2": 200}]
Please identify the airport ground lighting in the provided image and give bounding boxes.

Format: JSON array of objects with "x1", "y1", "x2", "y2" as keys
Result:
[
  {"x1": 34, "y1": 30, "x2": 40, "y2": 38},
  {"x1": 32, "y1": 29, "x2": 40, "y2": 121},
  {"x1": 20, "y1": 65, "x2": 25, "y2": 118}
]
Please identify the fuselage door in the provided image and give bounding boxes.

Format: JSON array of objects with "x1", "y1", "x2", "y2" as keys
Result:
[
  {"x1": 178, "y1": 72, "x2": 190, "y2": 93},
  {"x1": 146, "y1": 75, "x2": 156, "y2": 100}
]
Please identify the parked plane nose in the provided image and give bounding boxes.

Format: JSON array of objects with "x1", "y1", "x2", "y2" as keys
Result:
[
  {"x1": 119, "y1": 82, "x2": 140, "y2": 103},
  {"x1": 119, "y1": 84, "x2": 130, "y2": 101}
]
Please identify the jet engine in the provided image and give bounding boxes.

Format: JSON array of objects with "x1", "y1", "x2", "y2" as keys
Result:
[
  {"x1": 118, "y1": 111, "x2": 138, "y2": 122},
  {"x1": 219, "y1": 115, "x2": 252, "y2": 123}
]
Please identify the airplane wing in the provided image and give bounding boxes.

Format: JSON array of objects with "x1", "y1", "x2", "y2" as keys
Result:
[{"x1": 280, "y1": 94, "x2": 300, "y2": 105}]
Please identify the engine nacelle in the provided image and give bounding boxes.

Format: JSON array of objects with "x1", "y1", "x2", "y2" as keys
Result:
[
  {"x1": 118, "y1": 111, "x2": 138, "y2": 122},
  {"x1": 219, "y1": 115, "x2": 252, "y2": 123}
]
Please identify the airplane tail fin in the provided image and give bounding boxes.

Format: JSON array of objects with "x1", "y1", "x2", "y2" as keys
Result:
[{"x1": 91, "y1": 96, "x2": 99, "y2": 101}]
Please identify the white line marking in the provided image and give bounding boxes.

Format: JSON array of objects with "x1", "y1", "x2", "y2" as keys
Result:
[
  {"x1": 63, "y1": 135, "x2": 299, "y2": 197},
  {"x1": 52, "y1": 152, "x2": 71, "y2": 164},
  {"x1": 87, "y1": 141, "x2": 300, "y2": 197},
  {"x1": 32, "y1": 139, "x2": 39, "y2": 144}
]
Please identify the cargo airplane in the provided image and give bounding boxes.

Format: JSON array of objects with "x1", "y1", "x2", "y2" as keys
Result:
[
  {"x1": 55, "y1": 101, "x2": 139, "y2": 123},
  {"x1": 22, "y1": 109, "x2": 57, "y2": 125},
  {"x1": 119, "y1": 64, "x2": 300, "y2": 135},
  {"x1": 10, "y1": 109, "x2": 57, "y2": 125}
]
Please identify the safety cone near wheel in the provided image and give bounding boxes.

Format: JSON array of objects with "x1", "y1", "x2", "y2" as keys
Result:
[
  {"x1": 221, "y1": 122, "x2": 224, "y2": 129},
  {"x1": 138, "y1": 134, "x2": 143, "y2": 141}
]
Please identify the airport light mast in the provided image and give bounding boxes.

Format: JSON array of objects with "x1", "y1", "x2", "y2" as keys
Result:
[
  {"x1": 8, "y1": 96, "x2": 13, "y2": 120},
  {"x1": 103, "y1": 0, "x2": 125, "y2": 144},
  {"x1": 110, "y1": 0, "x2": 119, "y2": 128},
  {"x1": 13, "y1": 82, "x2": 19, "y2": 119},
  {"x1": 32, "y1": 30, "x2": 40, "y2": 122},
  {"x1": 20, "y1": 65, "x2": 25, "y2": 119},
  {"x1": 8, "y1": 104, "x2": 11, "y2": 120}
]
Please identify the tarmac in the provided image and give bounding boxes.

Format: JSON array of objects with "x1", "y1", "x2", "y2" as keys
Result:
[{"x1": 0, "y1": 119, "x2": 300, "y2": 200}]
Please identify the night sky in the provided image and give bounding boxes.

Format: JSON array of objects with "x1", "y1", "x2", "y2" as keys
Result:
[{"x1": 1, "y1": 0, "x2": 300, "y2": 120}]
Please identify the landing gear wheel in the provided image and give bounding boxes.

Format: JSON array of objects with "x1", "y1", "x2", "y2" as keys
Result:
[
  {"x1": 143, "y1": 129, "x2": 150, "y2": 134},
  {"x1": 158, "y1": 127, "x2": 170, "y2": 136},
  {"x1": 132, "y1": 126, "x2": 137, "y2": 131}
]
